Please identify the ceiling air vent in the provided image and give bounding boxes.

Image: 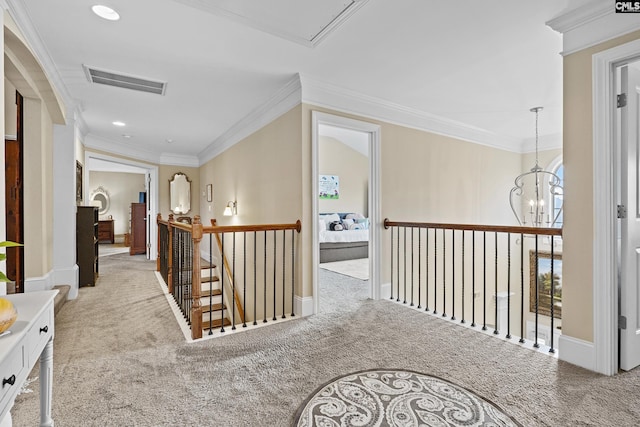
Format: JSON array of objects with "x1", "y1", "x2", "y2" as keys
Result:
[{"x1": 83, "y1": 65, "x2": 167, "y2": 95}]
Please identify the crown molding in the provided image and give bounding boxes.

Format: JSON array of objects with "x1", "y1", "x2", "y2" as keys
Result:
[
  {"x1": 198, "y1": 74, "x2": 302, "y2": 165},
  {"x1": 5, "y1": 0, "x2": 76, "y2": 117},
  {"x1": 84, "y1": 134, "x2": 162, "y2": 164},
  {"x1": 84, "y1": 134, "x2": 197, "y2": 167},
  {"x1": 547, "y1": 1, "x2": 640, "y2": 56},
  {"x1": 520, "y1": 132, "x2": 563, "y2": 154},
  {"x1": 198, "y1": 72, "x2": 529, "y2": 166},
  {"x1": 299, "y1": 73, "x2": 523, "y2": 153},
  {"x1": 159, "y1": 153, "x2": 199, "y2": 168}
]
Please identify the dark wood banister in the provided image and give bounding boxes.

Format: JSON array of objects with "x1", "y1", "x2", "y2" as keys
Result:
[{"x1": 384, "y1": 218, "x2": 563, "y2": 236}]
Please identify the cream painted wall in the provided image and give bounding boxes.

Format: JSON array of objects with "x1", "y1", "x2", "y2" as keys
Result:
[
  {"x1": 159, "y1": 165, "x2": 200, "y2": 221},
  {"x1": 318, "y1": 136, "x2": 368, "y2": 216},
  {"x1": 4, "y1": 78, "x2": 16, "y2": 137},
  {"x1": 23, "y1": 97, "x2": 54, "y2": 279},
  {"x1": 521, "y1": 149, "x2": 562, "y2": 175},
  {"x1": 563, "y1": 29, "x2": 640, "y2": 343},
  {"x1": 199, "y1": 106, "x2": 302, "y2": 227},
  {"x1": 89, "y1": 171, "x2": 146, "y2": 235}
]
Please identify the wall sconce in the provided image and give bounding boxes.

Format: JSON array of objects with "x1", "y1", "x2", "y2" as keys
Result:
[{"x1": 223, "y1": 200, "x2": 237, "y2": 216}]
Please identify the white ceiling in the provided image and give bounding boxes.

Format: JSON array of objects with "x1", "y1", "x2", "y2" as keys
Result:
[{"x1": 13, "y1": 0, "x2": 590, "y2": 164}]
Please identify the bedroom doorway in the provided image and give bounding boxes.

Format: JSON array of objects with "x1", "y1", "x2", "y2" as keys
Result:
[{"x1": 311, "y1": 112, "x2": 381, "y2": 314}]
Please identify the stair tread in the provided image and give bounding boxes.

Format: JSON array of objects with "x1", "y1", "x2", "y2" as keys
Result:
[
  {"x1": 201, "y1": 289, "x2": 222, "y2": 298},
  {"x1": 201, "y1": 275, "x2": 220, "y2": 284},
  {"x1": 202, "y1": 302, "x2": 225, "y2": 313},
  {"x1": 200, "y1": 259, "x2": 216, "y2": 269},
  {"x1": 202, "y1": 318, "x2": 231, "y2": 330}
]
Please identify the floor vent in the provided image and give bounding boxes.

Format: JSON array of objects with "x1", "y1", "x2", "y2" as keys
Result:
[{"x1": 83, "y1": 65, "x2": 166, "y2": 95}]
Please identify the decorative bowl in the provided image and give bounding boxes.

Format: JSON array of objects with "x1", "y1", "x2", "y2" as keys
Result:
[{"x1": 0, "y1": 297, "x2": 17, "y2": 334}]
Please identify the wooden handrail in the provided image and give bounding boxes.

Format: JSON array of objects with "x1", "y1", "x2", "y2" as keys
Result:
[
  {"x1": 210, "y1": 219, "x2": 245, "y2": 325},
  {"x1": 204, "y1": 220, "x2": 302, "y2": 234},
  {"x1": 383, "y1": 218, "x2": 562, "y2": 237}
]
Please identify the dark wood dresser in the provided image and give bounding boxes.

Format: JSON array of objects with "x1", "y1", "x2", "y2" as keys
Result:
[{"x1": 98, "y1": 219, "x2": 114, "y2": 243}]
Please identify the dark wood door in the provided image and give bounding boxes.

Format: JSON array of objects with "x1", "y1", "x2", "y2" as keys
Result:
[
  {"x1": 130, "y1": 203, "x2": 146, "y2": 255},
  {"x1": 5, "y1": 91, "x2": 24, "y2": 292}
]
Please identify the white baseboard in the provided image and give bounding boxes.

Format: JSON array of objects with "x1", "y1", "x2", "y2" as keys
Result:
[
  {"x1": 380, "y1": 282, "x2": 391, "y2": 300},
  {"x1": 559, "y1": 334, "x2": 595, "y2": 372},
  {"x1": 54, "y1": 265, "x2": 79, "y2": 299},
  {"x1": 294, "y1": 295, "x2": 314, "y2": 317},
  {"x1": 25, "y1": 270, "x2": 54, "y2": 293}
]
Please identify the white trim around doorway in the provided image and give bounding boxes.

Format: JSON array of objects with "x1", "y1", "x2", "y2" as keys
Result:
[
  {"x1": 591, "y1": 38, "x2": 640, "y2": 376},
  {"x1": 311, "y1": 111, "x2": 381, "y2": 314},
  {"x1": 84, "y1": 151, "x2": 159, "y2": 261}
]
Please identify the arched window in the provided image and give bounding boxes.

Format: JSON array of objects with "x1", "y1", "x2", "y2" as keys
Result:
[{"x1": 547, "y1": 155, "x2": 563, "y2": 228}]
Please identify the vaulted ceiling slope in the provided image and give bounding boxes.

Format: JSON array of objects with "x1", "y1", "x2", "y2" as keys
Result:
[{"x1": 10, "y1": 0, "x2": 594, "y2": 165}]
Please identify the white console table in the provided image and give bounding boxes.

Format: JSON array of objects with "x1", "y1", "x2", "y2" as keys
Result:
[{"x1": 0, "y1": 290, "x2": 57, "y2": 427}]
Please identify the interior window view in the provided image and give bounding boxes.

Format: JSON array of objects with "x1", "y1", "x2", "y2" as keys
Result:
[{"x1": 1, "y1": 2, "x2": 639, "y2": 426}]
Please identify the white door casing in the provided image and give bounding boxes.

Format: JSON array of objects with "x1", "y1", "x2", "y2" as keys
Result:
[
  {"x1": 619, "y1": 64, "x2": 640, "y2": 371},
  {"x1": 311, "y1": 111, "x2": 382, "y2": 314}
]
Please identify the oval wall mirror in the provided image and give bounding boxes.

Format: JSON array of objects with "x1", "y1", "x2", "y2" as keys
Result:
[
  {"x1": 90, "y1": 186, "x2": 110, "y2": 215},
  {"x1": 170, "y1": 172, "x2": 191, "y2": 215}
]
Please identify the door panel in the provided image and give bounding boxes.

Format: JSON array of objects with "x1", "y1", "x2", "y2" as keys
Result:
[
  {"x1": 619, "y1": 65, "x2": 640, "y2": 371},
  {"x1": 4, "y1": 91, "x2": 24, "y2": 293}
]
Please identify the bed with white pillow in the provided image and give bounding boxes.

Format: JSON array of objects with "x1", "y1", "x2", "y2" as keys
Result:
[{"x1": 318, "y1": 213, "x2": 369, "y2": 263}]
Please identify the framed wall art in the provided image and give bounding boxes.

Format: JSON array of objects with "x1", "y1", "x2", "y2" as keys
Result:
[{"x1": 529, "y1": 250, "x2": 562, "y2": 319}]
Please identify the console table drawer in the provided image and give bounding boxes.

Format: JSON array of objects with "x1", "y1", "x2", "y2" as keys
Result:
[
  {"x1": 26, "y1": 304, "x2": 54, "y2": 364},
  {"x1": 0, "y1": 344, "x2": 25, "y2": 417}
]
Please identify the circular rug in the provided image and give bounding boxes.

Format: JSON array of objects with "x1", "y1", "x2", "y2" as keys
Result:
[{"x1": 294, "y1": 369, "x2": 521, "y2": 427}]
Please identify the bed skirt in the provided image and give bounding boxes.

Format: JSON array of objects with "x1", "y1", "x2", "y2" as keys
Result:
[{"x1": 319, "y1": 241, "x2": 368, "y2": 263}]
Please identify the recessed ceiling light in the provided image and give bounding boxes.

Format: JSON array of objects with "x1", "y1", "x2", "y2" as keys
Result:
[
  {"x1": 166, "y1": 139, "x2": 173, "y2": 144},
  {"x1": 112, "y1": 121, "x2": 126, "y2": 127},
  {"x1": 122, "y1": 134, "x2": 132, "y2": 139},
  {"x1": 92, "y1": 5, "x2": 120, "y2": 21}
]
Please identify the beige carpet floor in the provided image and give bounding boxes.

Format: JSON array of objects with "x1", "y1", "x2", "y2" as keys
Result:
[{"x1": 10, "y1": 253, "x2": 640, "y2": 426}]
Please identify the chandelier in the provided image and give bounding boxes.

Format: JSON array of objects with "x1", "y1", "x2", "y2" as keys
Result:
[{"x1": 509, "y1": 107, "x2": 563, "y2": 227}]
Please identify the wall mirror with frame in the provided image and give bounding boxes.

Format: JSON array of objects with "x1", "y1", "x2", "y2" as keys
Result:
[
  {"x1": 170, "y1": 172, "x2": 191, "y2": 215},
  {"x1": 90, "y1": 186, "x2": 110, "y2": 215}
]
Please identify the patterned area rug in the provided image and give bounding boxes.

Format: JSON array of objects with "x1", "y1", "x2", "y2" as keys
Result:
[{"x1": 294, "y1": 369, "x2": 521, "y2": 427}]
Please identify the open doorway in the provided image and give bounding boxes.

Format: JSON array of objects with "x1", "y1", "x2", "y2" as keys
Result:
[
  {"x1": 311, "y1": 111, "x2": 382, "y2": 314},
  {"x1": 317, "y1": 124, "x2": 371, "y2": 311},
  {"x1": 84, "y1": 152, "x2": 159, "y2": 261}
]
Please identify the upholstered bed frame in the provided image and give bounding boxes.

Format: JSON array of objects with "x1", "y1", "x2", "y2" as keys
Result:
[{"x1": 319, "y1": 212, "x2": 369, "y2": 263}]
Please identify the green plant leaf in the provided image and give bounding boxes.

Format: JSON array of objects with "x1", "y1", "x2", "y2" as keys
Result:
[
  {"x1": 0, "y1": 254, "x2": 5, "y2": 262},
  {"x1": 0, "y1": 241, "x2": 22, "y2": 247},
  {"x1": 0, "y1": 271, "x2": 9, "y2": 282}
]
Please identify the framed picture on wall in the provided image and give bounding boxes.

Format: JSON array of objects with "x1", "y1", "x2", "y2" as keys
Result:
[
  {"x1": 76, "y1": 161, "x2": 83, "y2": 202},
  {"x1": 319, "y1": 175, "x2": 339, "y2": 199},
  {"x1": 206, "y1": 184, "x2": 213, "y2": 202},
  {"x1": 529, "y1": 250, "x2": 562, "y2": 319}
]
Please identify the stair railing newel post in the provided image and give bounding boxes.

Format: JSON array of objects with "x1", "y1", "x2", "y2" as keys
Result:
[
  {"x1": 167, "y1": 214, "x2": 175, "y2": 294},
  {"x1": 156, "y1": 213, "x2": 162, "y2": 272},
  {"x1": 190, "y1": 215, "x2": 203, "y2": 340}
]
